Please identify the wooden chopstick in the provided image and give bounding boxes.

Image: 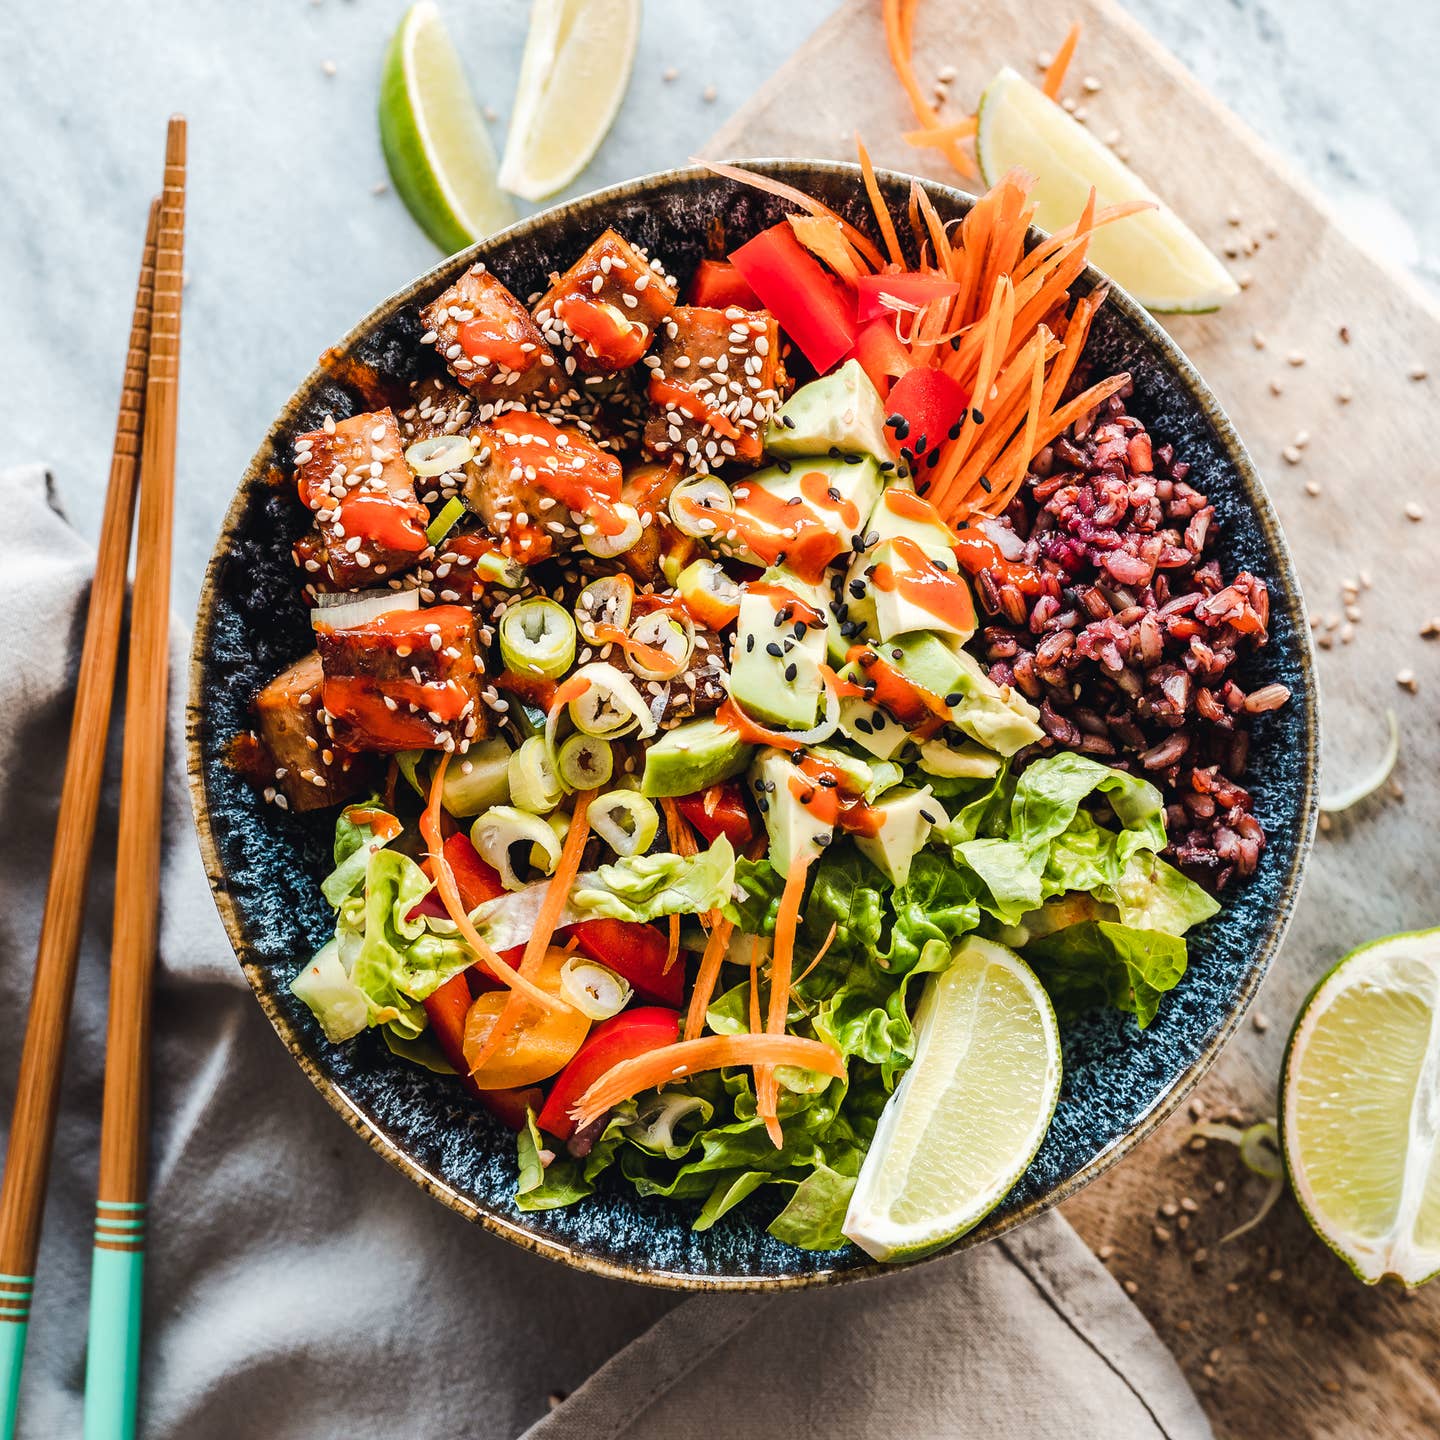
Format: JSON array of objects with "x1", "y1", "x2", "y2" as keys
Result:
[
  {"x1": 82, "y1": 115, "x2": 186, "y2": 1440},
  {"x1": 0, "y1": 199, "x2": 160, "y2": 1438}
]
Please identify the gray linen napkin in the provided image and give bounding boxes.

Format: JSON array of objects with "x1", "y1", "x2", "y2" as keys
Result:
[{"x1": 0, "y1": 463, "x2": 1210, "y2": 1440}]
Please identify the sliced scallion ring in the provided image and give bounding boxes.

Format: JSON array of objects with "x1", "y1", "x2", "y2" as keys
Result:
[
  {"x1": 676, "y1": 558, "x2": 742, "y2": 628},
  {"x1": 588, "y1": 790, "x2": 659, "y2": 856},
  {"x1": 556, "y1": 732, "x2": 613, "y2": 790},
  {"x1": 575, "y1": 573, "x2": 635, "y2": 643},
  {"x1": 559, "y1": 957, "x2": 633, "y2": 1020},
  {"x1": 625, "y1": 611, "x2": 694, "y2": 682},
  {"x1": 474, "y1": 550, "x2": 526, "y2": 588},
  {"x1": 405, "y1": 434, "x2": 475, "y2": 477},
  {"x1": 499, "y1": 597, "x2": 576, "y2": 680},
  {"x1": 566, "y1": 664, "x2": 658, "y2": 741},
  {"x1": 508, "y1": 735, "x2": 564, "y2": 814},
  {"x1": 668, "y1": 475, "x2": 733, "y2": 538},
  {"x1": 425, "y1": 496, "x2": 468, "y2": 546},
  {"x1": 310, "y1": 587, "x2": 419, "y2": 632},
  {"x1": 470, "y1": 805, "x2": 562, "y2": 890},
  {"x1": 581, "y1": 502, "x2": 643, "y2": 559}
]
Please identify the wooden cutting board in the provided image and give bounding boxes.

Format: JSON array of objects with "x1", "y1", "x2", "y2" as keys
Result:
[{"x1": 706, "y1": 1, "x2": 1440, "y2": 1434}]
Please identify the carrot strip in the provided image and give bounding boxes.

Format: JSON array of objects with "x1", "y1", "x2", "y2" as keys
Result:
[
  {"x1": 928, "y1": 275, "x2": 1012, "y2": 496},
  {"x1": 465, "y1": 789, "x2": 596, "y2": 1071},
  {"x1": 1026, "y1": 372, "x2": 1132, "y2": 460},
  {"x1": 882, "y1": 0, "x2": 978, "y2": 179},
  {"x1": 660, "y1": 796, "x2": 698, "y2": 858},
  {"x1": 977, "y1": 334, "x2": 1051, "y2": 513},
  {"x1": 787, "y1": 213, "x2": 871, "y2": 281},
  {"x1": 856, "y1": 135, "x2": 906, "y2": 269},
  {"x1": 697, "y1": 158, "x2": 886, "y2": 271},
  {"x1": 570, "y1": 1032, "x2": 845, "y2": 1132},
  {"x1": 747, "y1": 938, "x2": 763, "y2": 1034},
  {"x1": 793, "y1": 922, "x2": 838, "y2": 989},
  {"x1": 684, "y1": 916, "x2": 737, "y2": 1042},
  {"x1": 903, "y1": 116, "x2": 978, "y2": 148},
  {"x1": 756, "y1": 856, "x2": 812, "y2": 1148},
  {"x1": 419, "y1": 756, "x2": 561, "y2": 1013},
  {"x1": 665, "y1": 912, "x2": 682, "y2": 975},
  {"x1": 1042, "y1": 22, "x2": 1082, "y2": 100}
]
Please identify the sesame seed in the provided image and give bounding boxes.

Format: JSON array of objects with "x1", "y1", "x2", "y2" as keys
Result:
[
  {"x1": 1397, "y1": 668, "x2": 1419, "y2": 693},
  {"x1": 1404, "y1": 501, "x2": 1425, "y2": 521}
]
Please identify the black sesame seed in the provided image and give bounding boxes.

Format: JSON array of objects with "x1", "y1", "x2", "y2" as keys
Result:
[
  {"x1": 765, "y1": 641, "x2": 783, "y2": 658},
  {"x1": 839, "y1": 620, "x2": 861, "y2": 638},
  {"x1": 775, "y1": 551, "x2": 788, "y2": 565},
  {"x1": 850, "y1": 533, "x2": 867, "y2": 553},
  {"x1": 893, "y1": 419, "x2": 911, "y2": 440},
  {"x1": 786, "y1": 494, "x2": 805, "y2": 506},
  {"x1": 885, "y1": 413, "x2": 903, "y2": 430},
  {"x1": 943, "y1": 691, "x2": 963, "y2": 706},
  {"x1": 878, "y1": 460, "x2": 896, "y2": 473},
  {"x1": 871, "y1": 712, "x2": 887, "y2": 729},
  {"x1": 927, "y1": 450, "x2": 941, "y2": 469},
  {"x1": 854, "y1": 716, "x2": 874, "y2": 734},
  {"x1": 890, "y1": 647, "x2": 903, "y2": 660},
  {"x1": 817, "y1": 775, "x2": 837, "y2": 788},
  {"x1": 972, "y1": 408, "x2": 985, "y2": 424},
  {"x1": 848, "y1": 580, "x2": 867, "y2": 599},
  {"x1": 784, "y1": 663, "x2": 798, "y2": 681},
  {"x1": 865, "y1": 531, "x2": 879, "y2": 547},
  {"x1": 776, "y1": 458, "x2": 792, "y2": 473},
  {"x1": 827, "y1": 445, "x2": 842, "y2": 459},
  {"x1": 781, "y1": 413, "x2": 797, "y2": 429},
  {"x1": 919, "y1": 810, "x2": 937, "y2": 824},
  {"x1": 792, "y1": 621, "x2": 807, "y2": 639},
  {"x1": 948, "y1": 422, "x2": 962, "y2": 440},
  {"x1": 978, "y1": 475, "x2": 993, "y2": 494},
  {"x1": 757, "y1": 796, "x2": 770, "y2": 812},
  {"x1": 950, "y1": 335, "x2": 961, "y2": 350},
  {"x1": 763, "y1": 779, "x2": 776, "y2": 792},
  {"x1": 914, "y1": 434, "x2": 927, "y2": 456},
  {"x1": 842, "y1": 453, "x2": 862, "y2": 464},
  {"x1": 745, "y1": 634, "x2": 755, "y2": 652}
]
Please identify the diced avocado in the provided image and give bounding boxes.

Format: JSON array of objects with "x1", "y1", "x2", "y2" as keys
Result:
[
  {"x1": 917, "y1": 737, "x2": 1003, "y2": 780},
  {"x1": 864, "y1": 482, "x2": 957, "y2": 561},
  {"x1": 879, "y1": 631, "x2": 971, "y2": 698},
  {"x1": 749, "y1": 747, "x2": 834, "y2": 873},
  {"x1": 844, "y1": 538, "x2": 976, "y2": 646},
  {"x1": 837, "y1": 695, "x2": 911, "y2": 761},
  {"x1": 729, "y1": 571, "x2": 828, "y2": 730},
  {"x1": 940, "y1": 643, "x2": 1044, "y2": 756},
  {"x1": 805, "y1": 744, "x2": 874, "y2": 794},
  {"x1": 641, "y1": 717, "x2": 753, "y2": 797},
  {"x1": 763, "y1": 360, "x2": 895, "y2": 466},
  {"x1": 854, "y1": 786, "x2": 946, "y2": 887},
  {"x1": 723, "y1": 455, "x2": 883, "y2": 569}
]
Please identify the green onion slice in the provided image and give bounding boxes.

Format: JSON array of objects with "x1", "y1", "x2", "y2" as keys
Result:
[
  {"x1": 588, "y1": 790, "x2": 659, "y2": 856},
  {"x1": 556, "y1": 732, "x2": 613, "y2": 790},
  {"x1": 626, "y1": 611, "x2": 694, "y2": 682},
  {"x1": 499, "y1": 597, "x2": 576, "y2": 679},
  {"x1": 576, "y1": 573, "x2": 635, "y2": 644},
  {"x1": 439, "y1": 736, "x2": 511, "y2": 816},
  {"x1": 581, "y1": 502, "x2": 644, "y2": 558},
  {"x1": 475, "y1": 551, "x2": 526, "y2": 588},
  {"x1": 559, "y1": 957, "x2": 632, "y2": 1020},
  {"x1": 425, "y1": 496, "x2": 468, "y2": 546},
  {"x1": 406, "y1": 434, "x2": 475, "y2": 477},
  {"x1": 668, "y1": 475, "x2": 733, "y2": 538},
  {"x1": 508, "y1": 735, "x2": 565, "y2": 815},
  {"x1": 565, "y1": 664, "x2": 658, "y2": 741},
  {"x1": 470, "y1": 805, "x2": 563, "y2": 890}
]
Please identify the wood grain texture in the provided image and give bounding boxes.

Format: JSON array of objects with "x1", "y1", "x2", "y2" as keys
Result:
[
  {"x1": 96, "y1": 118, "x2": 186, "y2": 1208},
  {"x1": 708, "y1": 1, "x2": 1440, "y2": 1433},
  {"x1": 0, "y1": 199, "x2": 159, "y2": 1284}
]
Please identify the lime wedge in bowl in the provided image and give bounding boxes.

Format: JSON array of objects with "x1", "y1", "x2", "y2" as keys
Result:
[
  {"x1": 1282, "y1": 928, "x2": 1440, "y2": 1287},
  {"x1": 843, "y1": 937, "x2": 1062, "y2": 1263},
  {"x1": 380, "y1": 1, "x2": 516, "y2": 253},
  {"x1": 498, "y1": 0, "x2": 641, "y2": 202},
  {"x1": 976, "y1": 65, "x2": 1237, "y2": 313}
]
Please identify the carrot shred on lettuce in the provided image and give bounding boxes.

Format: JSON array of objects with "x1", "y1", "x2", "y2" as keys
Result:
[
  {"x1": 684, "y1": 916, "x2": 737, "y2": 1042},
  {"x1": 420, "y1": 755, "x2": 561, "y2": 1013},
  {"x1": 570, "y1": 1033, "x2": 844, "y2": 1133},
  {"x1": 756, "y1": 856, "x2": 813, "y2": 1148}
]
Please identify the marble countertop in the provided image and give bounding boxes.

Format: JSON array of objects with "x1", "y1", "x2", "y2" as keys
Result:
[{"x1": 1, "y1": 0, "x2": 1435, "y2": 612}]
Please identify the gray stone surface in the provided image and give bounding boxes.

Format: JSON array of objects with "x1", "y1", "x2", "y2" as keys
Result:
[{"x1": 0, "y1": 0, "x2": 1434, "y2": 612}]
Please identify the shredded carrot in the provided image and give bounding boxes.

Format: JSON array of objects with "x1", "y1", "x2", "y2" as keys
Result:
[
  {"x1": 665, "y1": 912, "x2": 682, "y2": 975},
  {"x1": 882, "y1": 0, "x2": 978, "y2": 178},
  {"x1": 660, "y1": 796, "x2": 698, "y2": 858},
  {"x1": 697, "y1": 158, "x2": 885, "y2": 271},
  {"x1": 787, "y1": 213, "x2": 869, "y2": 282},
  {"x1": 570, "y1": 1032, "x2": 844, "y2": 1132},
  {"x1": 1041, "y1": 22, "x2": 1082, "y2": 101},
  {"x1": 979, "y1": 332, "x2": 1052, "y2": 512},
  {"x1": 856, "y1": 135, "x2": 905, "y2": 269},
  {"x1": 465, "y1": 789, "x2": 596, "y2": 1072},
  {"x1": 419, "y1": 756, "x2": 562, "y2": 1013},
  {"x1": 793, "y1": 922, "x2": 839, "y2": 989},
  {"x1": 747, "y1": 938, "x2": 763, "y2": 1033},
  {"x1": 1023, "y1": 371, "x2": 1132, "y2": 460},
  {"x1": 756, "y1": 857, "x2": 812, "y2": 1148},
  {"x1": 684, "y1": 916, "x2": 737, "y2": 1042},
  {"x1": 903, "y1": 115, "x2": 978, "y2": 148}
]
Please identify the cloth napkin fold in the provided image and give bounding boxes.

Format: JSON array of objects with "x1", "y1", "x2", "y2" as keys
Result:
[{"x1": 0, "y1": 463, "x2": 1210, "y2": 1440}]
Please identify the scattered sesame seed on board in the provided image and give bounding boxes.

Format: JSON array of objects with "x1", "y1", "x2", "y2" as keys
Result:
[
  {"x1": 1336, "y1": 384, "x2": 1353, "y2": 404},
  {"x1": 1286, "y1": 350, "x2": 1306, "y2": 367},
  {"x1": 1251, "y1": 1012, "x2": 1270, "y2": 1032},
  {"x1": 1282, "y1": 446, "x2": 1302, "y2": 465},
  {"x1": 702, "y1": 84, "x2": 718, "y2": 103},
  {"x1": 1404, "y1": 501, "x2": 1425, "y2": 521},
  {"x1": 1269, "y1": 378, "x2": 1284, "y2": 397},
  {"x1": 662, "y1": 67, "x2": 678, "y2": 82},
  {"x1": 1409, "y1": 364, "x2": 1429, "y2": 381},
  {"x1": 322, "y1": 58, "x2": 338, "y2": 76},
  {"x1": 1397, "y1": 669, "x2": 1419, "y2": 693},
  {"x1": 1251, "y1": 331, "x2": 1266, "y2": 350}
]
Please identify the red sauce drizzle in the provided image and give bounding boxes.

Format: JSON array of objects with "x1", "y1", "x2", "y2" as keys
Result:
[
  {"x1": 786, "y1": 754, "x2": 883, "y2": 838},
  {"x1": 844, "y1": 644, "x2": 948, "y2": 738},
  {"x1": 554, "y1": 294, "x2": 647, "y2": 369},
  {"x1": 882, "y1": 488, "x2": 1044, "y2": 593},
  {"x1": 868, "y1": 535, "x2": 977, "y2": 633}
]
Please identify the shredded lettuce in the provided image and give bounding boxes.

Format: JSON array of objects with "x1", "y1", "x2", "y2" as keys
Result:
[{"x1": 1026, "y1": 921, "x2": 1189, "y2": 1029}]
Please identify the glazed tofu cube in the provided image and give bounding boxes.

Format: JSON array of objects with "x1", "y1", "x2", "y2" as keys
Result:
[
  {"x1": 398, "y1": 377, "x2": 478, "y2": 447},
  {"x1": 316, "y1": 605, "x2": 489, "y2": 754},
  {"x1": 643, "y1": 306, "x2": 786, "y2": 471},
  {"x1": 252, "y1": 652, "x2": 372, "y2": 811},
  {"x1": 534, "y1": 229, "x2": 677, "y2": 377},
  {"x1": 293, "y1": 409, "x2": 430, "y2": 587},
  {"x1": 419, "y1": 264, "x2": 560, "y2": 404},
  {"x1": 463, "y1": 410, "x2": 622, "y2": 561}
]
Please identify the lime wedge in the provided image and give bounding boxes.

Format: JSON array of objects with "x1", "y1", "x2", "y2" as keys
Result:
[
  {"x1": 379, "y1": 1, "x2": 516, "y2": 254},
  {"x1": 976, "y1": 65, "x2": 1238, "y2": 313},
  {"x1": 1282, "y1": 928, "x2": 1440, "y2": 1287},
  {"x1": 497, "y1": 0, "x2": 641, "y2": 203},
  {"x1": 843, "y1": 937, "x2": 1061, "y2": 1263}
]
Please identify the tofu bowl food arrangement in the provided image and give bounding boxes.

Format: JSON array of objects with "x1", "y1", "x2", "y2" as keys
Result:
[{"x1": 189, "y1": 160, "x2": 1316, "y2": 1286}]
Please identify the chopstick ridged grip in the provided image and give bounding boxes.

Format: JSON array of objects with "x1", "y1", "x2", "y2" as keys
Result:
[
  {"x1": 84, "y1": 116, "x2": 185, "y2": 1440},
  {"x1": 0, "y1": 193, "x2": 159, "y2": 1440}
]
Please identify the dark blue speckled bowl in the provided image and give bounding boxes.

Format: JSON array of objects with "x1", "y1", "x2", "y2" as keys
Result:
[{"x1": 187, "y1": 161, "x2": 1318, "y2": 1290}]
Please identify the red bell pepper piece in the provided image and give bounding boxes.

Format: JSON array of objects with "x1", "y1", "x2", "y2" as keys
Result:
[
  {"x1": 686, "y1": 258, "x2": 761, "y2": 311},
  {"x1": 675, "y1": 783, "x2": 753, "y2": 848},
  {"x1": 884, "y1": 366, "x2": 970, "y2": 459},
  {"x1": 567, "y1": 918, "x2": 683, "y2": 1008},
  {"x1": 846, "y1": 316, "x2": 915, "y2": 402},
  {"x1": 729, "y1": 223, "x2": 855, "y2": 373},
  {"x1": 536, "y1": 1007, "x2": 682, "y2": 1140},
  {"x1": 854, "y1": 271, "x2": 961, "y2": 325},
  {"x1": 420, "y1": 974, "x2": 540, "y2": 1129}
]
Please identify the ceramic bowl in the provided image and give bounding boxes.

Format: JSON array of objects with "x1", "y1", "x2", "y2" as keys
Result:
[{"x1": 187, "y1": 160, "x2": 1318, "y2": 1289}]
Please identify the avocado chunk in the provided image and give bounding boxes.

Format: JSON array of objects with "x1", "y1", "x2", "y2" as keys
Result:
[
  {"x1": 723, "y1": 455, "x2": 883, "y2": 571},
  {"x1": 763, "y1": 360, "x2": 896, "y2": 467},
  {"x1": 854, "y1": 785, "x2": 946, "y2": 887},
  {"x1": 838, "y1": 695, "x2": 911, "y2": 761},
  {"x1": 864, "y1": 482, "x2": 957, "y2": 560},
  {"x1": 749, "y1": 747, "x2": 835, "y2": 873},
  {"x1": 729, "y1": 572, "x2": 828, "y2": 730},
  {"x1": 843, "y1": 537, "x2": 976, "y2": 645},
  {"x1": 916, "y1": 736, "x2": 1003, "y2": 779},
  {"x1": 641, "y1": 716, "x2": 753, "y2": 797}
]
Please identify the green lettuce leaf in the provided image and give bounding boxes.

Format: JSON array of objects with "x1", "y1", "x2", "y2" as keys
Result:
[
  {"x1": 767, "y1": 1162, "x2": 858, "y2": 1250},
  {"x1": 1026, "y1": 920, "x2": 1189, "y2": 1029},
  {"x1": 573, "y1": 834, "x2": 736, "y2": 921},
  {"x1": 1110, "y1": 850, "x2": 1221, "y2": 933},
  {"x1": 320, "y1": 800, "x2": 399, "y2": 907}
]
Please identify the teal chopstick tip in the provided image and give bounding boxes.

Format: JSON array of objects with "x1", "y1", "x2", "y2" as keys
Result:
[
  {"x1": 0, "y1": 1313, "x2": 30, "y2": 1440},
  {"x1": 83, "y1": 1242, "x2": 144, "y2": 1440}
]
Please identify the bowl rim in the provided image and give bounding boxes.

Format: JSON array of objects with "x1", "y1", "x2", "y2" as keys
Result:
[{"x1": 186, "y1": 157, "x2": 1319, "y2": 1291}]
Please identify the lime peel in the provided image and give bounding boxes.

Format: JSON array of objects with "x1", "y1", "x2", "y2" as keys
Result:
[{"x1": 1319, "y1": 709, "x2": 1400, "y2": 813}]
